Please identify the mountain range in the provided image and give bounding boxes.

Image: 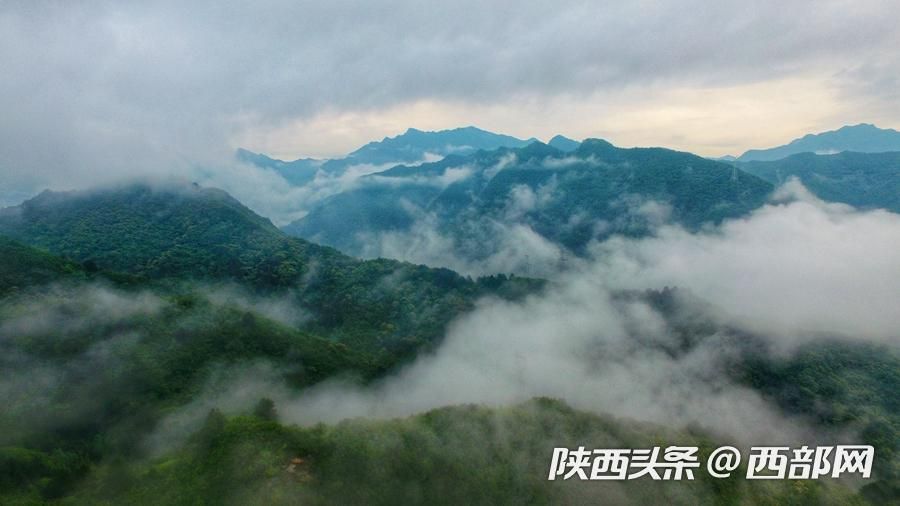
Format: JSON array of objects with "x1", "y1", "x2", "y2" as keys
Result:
[
  {"x1": 237, "y1": 126, "x2": 545, "y2": 186},
  {"x1": 736, "y1": 123, "x2": 900, "y2": 161},
  {"x1": 283, "y1": 138, "x2": 774, "y2": 264},
  {"x1": 0, "y1": 125, "x2": 898, "y2": 504}
]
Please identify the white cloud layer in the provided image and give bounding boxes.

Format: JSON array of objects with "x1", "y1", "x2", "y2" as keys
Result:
[{"x1": 588, "y1": 181, "x2": 900, "y2": 345}]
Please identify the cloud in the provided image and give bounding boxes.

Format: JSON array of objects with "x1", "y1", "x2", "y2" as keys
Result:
[
  {"x1": 0, "y1": 280, "x2": 319, "y2": 446},
  {"x1": 2, "y1": 0, "x2": 900, "y2": 205},
  {"x1": 191, "y1": 158, "x2": 428, "y2": 226},
  {"x1": 0, "y1": 284, "x2": 166, "y2": 443},
  {"x1": 368, "y1": 164, "x2": 474, "y2": 188},
  {"x1": 358, "y1": 211, "x2": 570, "y2": 278},
  {"x1": 345, "y1": 172, "x2": 704, "y2": 278},
  {"x1": 0, "y1": 284, "x2": 164, "y2": 338},
  {"x1": 503, "y1": 179, "x2": 556, "y2": 221},
  {"x1": 200, "y1": 283, "x2": 310, "y2": 327},
  {"x1": 587, "y1": 180, "x2": 900, "y2": 345}
]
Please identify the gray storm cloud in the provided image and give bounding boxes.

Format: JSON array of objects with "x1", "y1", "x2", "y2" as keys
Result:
[{"x1": 2, "y1": 0, "x2": 900, "y2": 203}]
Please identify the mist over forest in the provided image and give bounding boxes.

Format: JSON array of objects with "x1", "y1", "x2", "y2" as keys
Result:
[{"x1": 2, "y1": 1, "x2": 899, "y2": 504}]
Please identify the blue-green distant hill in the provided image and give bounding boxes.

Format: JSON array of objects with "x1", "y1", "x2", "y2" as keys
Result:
[
  {"x1": 238, "y1": 126, "x2": 538, "y2": 185},
  {"x1": 284, "y1": 139, "x2": 774, "y2": 257},
  {"x1": 548, "y1": 134, "x2": 580, "y2": 152},
  {"x1": 737, "y1": 123, "x2": 900, "y2": 162}
]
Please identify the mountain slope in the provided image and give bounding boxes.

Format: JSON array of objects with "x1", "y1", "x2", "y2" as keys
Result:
[
  {"x1": 0, "y1": 183, "x2": 539, "y2": 351},
  {"x1": 63, "y1": 398, "x2": 874, "y2": 505},
  {"x1": 0, "y1": 183, "x2": 292, "y2": 282},
  {"x1": 0, "y1": 236, "x2": 86, "y2": 295},
  {"x1": 737, "y1": 123, "x2": 900, "y2": 162},
  {"x1": 284, "y1": 139, "x2": 774, "y2": 263},
  {"x1": 239, "y1": 126, "x2": 538, "y2": 185},
  {"x1": 736, "y1": 151, "x2": 900, "y2": 212}
]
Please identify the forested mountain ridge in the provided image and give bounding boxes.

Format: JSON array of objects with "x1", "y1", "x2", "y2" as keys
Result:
[
  {"x1": 284, "y1": 138, "x2": 775, "y2": 259},
  {"x1": 0, "y1": 183, "x2": 290, "y2": 282},
  {"x1": 737, "y1": 123, "x2": 900, "y2": 162},
  {"x1": 735, "y1": 150, "x2": 900, "y2": 212},
  {"x1": 238, "y1": 126, "x2": 538, "y2": 186},
  {"x1": 0, "y1": 183, "x2": 539, "y2": 352}
]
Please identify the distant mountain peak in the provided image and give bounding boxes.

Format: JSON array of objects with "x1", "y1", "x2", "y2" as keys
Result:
[
  {"x1": 514, "y1": 140, "x2": 560, "y2": 159},
  {"x1": 576, "y1": 138, "x2": 617, "y2": 155},
  {"x1": 548, "y1": 134, "x2": 580, "y2": 152},
  {"x1": 348, "y1": 126, "x2": 534, "y2": 158},
  {"x1": 737, "y1": 123, "x2": 900, "y2": 162},
  {"x1": 239, "y1": 127, "x2": 547, "y2": 186}
]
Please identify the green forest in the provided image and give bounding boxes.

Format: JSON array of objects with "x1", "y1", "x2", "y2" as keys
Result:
[
  {"x1": 0, "y1": 183, "x2": 896, "y2": 504},
  {"x1": 3, "y1": 2, "x2": 900, "y2": 504}
]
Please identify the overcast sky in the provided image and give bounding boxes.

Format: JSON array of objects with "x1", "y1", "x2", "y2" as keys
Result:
[{"x1": 2, "y1": 0, "x2": 899, "y2": 196}]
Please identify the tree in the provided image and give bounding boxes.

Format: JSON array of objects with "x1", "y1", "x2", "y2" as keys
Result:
[{"x1": 253, "y1": 398, "x2": 277, "y2": 421}]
